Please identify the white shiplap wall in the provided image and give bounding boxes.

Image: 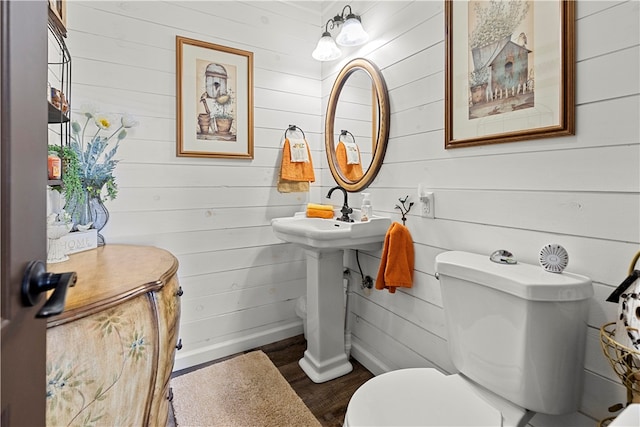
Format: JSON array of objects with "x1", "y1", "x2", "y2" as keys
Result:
[
  {"x1": 64, "y1": 1, "x2": 324, "y2": 369},
  {"x1": 317, "y1": 1, "x2": 638, "y2": 426},
  {"x1": 63, "y1": 0, "x2": 639, "y2": 426}
]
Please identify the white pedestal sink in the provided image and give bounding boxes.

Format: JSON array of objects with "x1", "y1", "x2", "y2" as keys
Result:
[{"x1": 271, "y1": 210, "x2": 391, "y2": 383}]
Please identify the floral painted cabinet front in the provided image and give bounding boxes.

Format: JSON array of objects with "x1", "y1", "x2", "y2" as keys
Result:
[{"x1": 46, "y1": 245, "x2": 181, "y2": 427}]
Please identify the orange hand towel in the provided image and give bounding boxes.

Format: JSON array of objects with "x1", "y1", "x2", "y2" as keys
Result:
[
  {"x1": 280, "y1": 138, "x2": 315, "y2": 182},
  {"x1": 307, "y1": 203, "x2": 333, "y2": 211},
  {"x1": 306, "y1": 203, "x2": 334, "y2": 219},
  {"x1": 375, "y1": 222, "x2": 414, "y2": 294},
  {"x1": 306, "y1": 208, "x2": 334, "y2": 219},
  {"x1": 336, "y1": 141, "x2": 363, "y2": 181}
]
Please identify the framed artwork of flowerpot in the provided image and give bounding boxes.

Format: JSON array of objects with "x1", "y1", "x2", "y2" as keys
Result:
[
  {"x1": 176, "y1": 36, "x2": 254, "y2": 159},
  {"x1": 445, "y1": 0, "x2": 575, "y2": 148}
]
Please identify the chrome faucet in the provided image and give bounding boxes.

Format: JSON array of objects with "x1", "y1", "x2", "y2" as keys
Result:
[{"x1": 327, "y1": 186, "x2": 353, "y2": 222}]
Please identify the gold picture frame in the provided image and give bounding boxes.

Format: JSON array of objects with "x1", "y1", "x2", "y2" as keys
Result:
[
  {"x1": 48, "y1": 0, "x2": 67, "y2": 36},
  {"x1": 176, "y1": 36, "x2": 254, "y2": 159},
  {"x1": 445, "y1": 0, "x2": 575, "y2": 149}
]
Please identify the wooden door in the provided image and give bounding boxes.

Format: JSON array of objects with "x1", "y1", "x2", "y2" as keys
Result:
[{"x1": 1, "y1": 1, "x2": 49, "y2": 425}]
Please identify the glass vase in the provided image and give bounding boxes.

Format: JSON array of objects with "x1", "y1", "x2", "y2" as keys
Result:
[
  {"x1": 87, "y1": 196, "x2": 109, "y2": 246},
  {"x1": 67, "y1": 193, "x2": 89, "y2": 231},
  {"x1": 67, "y1": 189, "x2": 110, "y2": 246}
]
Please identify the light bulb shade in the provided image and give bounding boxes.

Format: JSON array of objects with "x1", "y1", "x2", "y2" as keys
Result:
[
  {"x1": 312, "y1": 33, "x2": 342, "y2": 61},
  {"x1": 336, "y1": 17, "x2": 368, "y2": 46}
]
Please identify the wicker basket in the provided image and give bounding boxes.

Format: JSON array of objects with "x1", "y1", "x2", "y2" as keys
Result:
[
  {"x1": 598, "y1": 252, "x2": 640, "y2": 426},
  {"x1": 600, "y1": 322, "x2": 640, "y2": 403},
  {"x1": 599, "y1": 322, "x2": 640, "y2": 426}
]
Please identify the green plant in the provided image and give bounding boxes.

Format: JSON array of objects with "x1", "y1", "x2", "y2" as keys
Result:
[
  {"x1": 213, "y1": 112, "x2": 234, "y2": 120},
  {"x1": 469, "y1": 66, "x2": 490, "y2": 87},
  {"x1": 48, "y1": 144, "x2": 84, "y2": 207}
]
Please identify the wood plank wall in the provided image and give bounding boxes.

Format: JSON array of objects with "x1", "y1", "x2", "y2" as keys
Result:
[
  {"x1": 316, "y1": 1, "x2": 638, "y2": 426},
  {"x1": 64, "y1": 1, "x2": 324, "y2": 369},
  {"x1": 64, "y1": 1, "x2": 638, "y2": 425}
]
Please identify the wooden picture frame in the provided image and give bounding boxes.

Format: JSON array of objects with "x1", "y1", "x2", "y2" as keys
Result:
[
  {"x1": 176, "y1": 36, "x2": 254, "y2": 159},
  {"x1": 48, "y1": 0, "x2": 67, "y2": 37},
  {"x1": 445, "y1": 0, "x2": 574, "y2": 149}
]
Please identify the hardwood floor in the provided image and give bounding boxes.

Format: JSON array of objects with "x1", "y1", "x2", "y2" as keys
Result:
[{"x1": 169, "y1": 334, "x2": 374, "y2": 427}]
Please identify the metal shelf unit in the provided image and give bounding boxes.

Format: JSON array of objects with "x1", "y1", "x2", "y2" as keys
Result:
[{"x1": 47, "y1": 21, "x2": 71, "y2": 186}]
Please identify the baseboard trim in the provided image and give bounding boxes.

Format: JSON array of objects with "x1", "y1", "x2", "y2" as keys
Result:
[
  {"x1": 350, "y1": 338, "x2": 391, "y2": 376},
  {"x1": 173, "y1": 321, "x2": 304, "y2": 371},
  {"x1": 174, "y1": 323, "x2": 399, "y2": 376}
]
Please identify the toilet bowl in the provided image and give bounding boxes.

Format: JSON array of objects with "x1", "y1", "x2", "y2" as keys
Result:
[
  {"x1": 344, "y1": 251, "x2": 593, "y2": 427},
  {"x1": 343, "y1": 368, "x2": 532, "y2": 427},
  {"x1": 344, "y1": 369, "x2": 500, "y2": 426}
]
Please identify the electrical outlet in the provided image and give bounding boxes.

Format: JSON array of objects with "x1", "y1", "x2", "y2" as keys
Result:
[{"x1": 420, "y1": 191, "x2": 435, "y2": 218}]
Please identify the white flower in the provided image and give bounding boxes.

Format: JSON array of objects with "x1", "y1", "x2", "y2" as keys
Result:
[
  {"x1": 94, "y1": 114, "x2": 112, "y2": 130},
  {"x1": 121, "y1": 114, "x2": 139, "y2": 129},
  {"x1": 79, "y1": 103, "x2": 98, "y2": 119}
]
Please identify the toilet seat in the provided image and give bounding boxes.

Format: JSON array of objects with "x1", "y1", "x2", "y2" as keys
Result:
[{"x1": 344, "y1": 368, "x2": 502, "y2": 427}]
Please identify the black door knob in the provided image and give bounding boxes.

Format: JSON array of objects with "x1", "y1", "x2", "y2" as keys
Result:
[{"x1": 21, "y1": 260, "x2": 77, "y2": 318}]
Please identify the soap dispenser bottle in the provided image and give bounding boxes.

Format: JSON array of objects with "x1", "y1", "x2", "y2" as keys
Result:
[{"x1": 360, "y1": 193, "x2": 372, "y2": 222}]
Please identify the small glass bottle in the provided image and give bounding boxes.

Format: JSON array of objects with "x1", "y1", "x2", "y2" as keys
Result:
[
  {"x1": 360, "y1": 193, "x2": 372, "y2": 222},
  {"x1": 48, "y1": 151, "x2": 61, "y2": 180}
]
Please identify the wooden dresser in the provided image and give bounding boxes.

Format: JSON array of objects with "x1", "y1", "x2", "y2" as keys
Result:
[{"x1": 46, "y1": 244, "x2": 181, "y2": 426}]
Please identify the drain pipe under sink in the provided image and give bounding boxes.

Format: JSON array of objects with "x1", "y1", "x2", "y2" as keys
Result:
[
  {"x1": 344, "y1": 249, "x2": 374, "y2": 358},
  {"x1": 344, "y1": 268, "x2": 353, "y2": 358}
]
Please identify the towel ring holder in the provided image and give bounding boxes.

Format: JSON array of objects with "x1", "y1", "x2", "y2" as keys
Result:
[
  {"x1": 285, "y1": 125, "x2": 306, "y2": 140},
  {"x1": 338, "y1": 130, "x2": 356, "y2": 144}
]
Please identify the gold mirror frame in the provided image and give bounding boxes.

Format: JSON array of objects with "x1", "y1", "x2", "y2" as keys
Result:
[{"x1": 325, "y1": 58, "x2": 390, "y2": 192}]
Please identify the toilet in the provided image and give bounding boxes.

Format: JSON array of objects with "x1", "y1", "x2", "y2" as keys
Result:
[{"x1": 344, "y1": 250, "x2": 593, "y2": 427}]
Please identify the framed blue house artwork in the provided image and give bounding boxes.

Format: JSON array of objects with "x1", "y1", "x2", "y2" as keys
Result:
[{"x1": 445, "y1": 0, "x2": 575, "y2": 148}]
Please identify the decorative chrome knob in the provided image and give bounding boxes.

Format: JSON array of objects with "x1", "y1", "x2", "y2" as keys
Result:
[{"x1": 489, "y1": 250, "x2": 517, "y2": 265}]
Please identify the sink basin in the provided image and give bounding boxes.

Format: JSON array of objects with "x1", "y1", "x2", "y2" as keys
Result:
[{"x1": 271, "y1": 211, "x2": 391, "y2": 251}]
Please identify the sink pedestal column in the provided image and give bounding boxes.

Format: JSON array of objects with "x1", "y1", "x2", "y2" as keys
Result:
[{"x1": 299, "y1": 249, "x2": 353, "y2": 383}]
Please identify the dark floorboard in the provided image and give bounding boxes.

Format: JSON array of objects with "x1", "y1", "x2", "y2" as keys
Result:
[{"x1": 169, "y1": 335, "x2": 374, "y2": 427}]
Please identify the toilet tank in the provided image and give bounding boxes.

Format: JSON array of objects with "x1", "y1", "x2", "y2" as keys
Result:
[{"x1": 435, "y1": 251, "x2": 593, "y2": 415}]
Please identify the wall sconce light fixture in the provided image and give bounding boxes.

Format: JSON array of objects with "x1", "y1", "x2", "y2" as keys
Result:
[{"x1": 312, "y1": 5, "x2": 369, "y2": 61}]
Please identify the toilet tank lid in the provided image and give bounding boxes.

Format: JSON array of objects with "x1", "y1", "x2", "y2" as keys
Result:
[{"x1": 435, "y1": 251, "x2": 593, "y2": 301}]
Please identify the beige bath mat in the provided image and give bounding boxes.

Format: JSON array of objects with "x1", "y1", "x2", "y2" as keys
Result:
[{"x1": 171, "y1": 350, "x2": 321, "y2": 426}]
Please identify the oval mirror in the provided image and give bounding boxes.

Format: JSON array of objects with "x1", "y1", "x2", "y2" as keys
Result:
[{"x1": 325, "y1": 58, "x2": 390, "y2": 192}]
